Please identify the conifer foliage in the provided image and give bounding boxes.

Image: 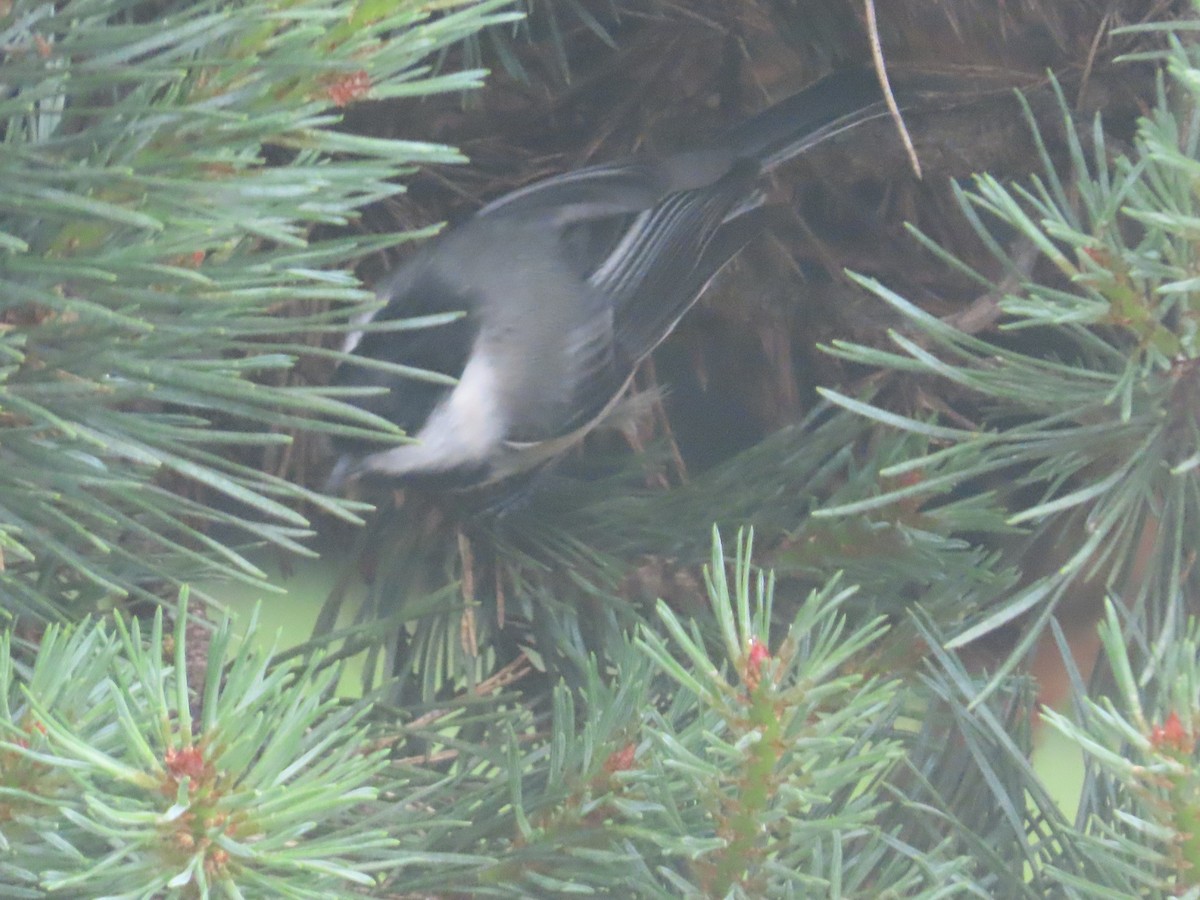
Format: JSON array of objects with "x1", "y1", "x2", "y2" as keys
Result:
[
  {"x1": 0, "y1": 0, "x2": 514, "y2": 617},
  {"x1": 3, "y1": 1, "x2": 1200, "y2": 897}
]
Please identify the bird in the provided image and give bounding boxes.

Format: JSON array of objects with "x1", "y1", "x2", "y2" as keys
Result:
[{"x1": 326, "y1": 67, "x2": 897, "y2": 496}]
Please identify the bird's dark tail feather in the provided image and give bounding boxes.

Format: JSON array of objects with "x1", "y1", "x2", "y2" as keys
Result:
[{"x1": 722, "y1": 68, "x2": 896, "y2": 171}]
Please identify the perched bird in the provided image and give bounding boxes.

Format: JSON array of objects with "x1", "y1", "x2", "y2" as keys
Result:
[{"x1": 328, "y1": 68, "x2": 895, "y2": 494}]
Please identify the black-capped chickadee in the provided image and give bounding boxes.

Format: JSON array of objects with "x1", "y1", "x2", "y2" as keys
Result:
[{"x1": 328, "y1": 68, "x2": 895, "y2": 493}]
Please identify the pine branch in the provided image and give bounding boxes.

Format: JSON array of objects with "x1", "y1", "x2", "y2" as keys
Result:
[
  {"x1": 817, "y1": 46, "x2": 1200, "y2": 688},
  {"x1": 0, "y1": 594, "x2": 405, "y2": 897},
  {"x1": 0, "y1": 0, "x2": 518, "y2": 618}
]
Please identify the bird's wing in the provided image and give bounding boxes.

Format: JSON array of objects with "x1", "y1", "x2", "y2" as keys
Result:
[
  {"x1": 593, "y1": 159, "x2": 763, "y2": 366},
  {"x1": 471, "y1": 157, "x2": 744, "y2": 441},
  {"x1": 477, "y1": 152, "x2": 735, "y2": 224},
  {"x1": 505, "y1": 159, "x2": 762, "y2": 441}
]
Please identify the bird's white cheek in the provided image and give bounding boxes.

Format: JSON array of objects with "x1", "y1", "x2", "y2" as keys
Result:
[
  {"x1": 434, "y1": 350, "x2": 507, "y2": 458},
  {"x1": 361, "y1": 350, "x2": 507, "y2": 476}
]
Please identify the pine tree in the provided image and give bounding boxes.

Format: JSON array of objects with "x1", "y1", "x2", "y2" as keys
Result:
[{"x1": 4, "y1": 1, "x2": 1200, "y2": 897}]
